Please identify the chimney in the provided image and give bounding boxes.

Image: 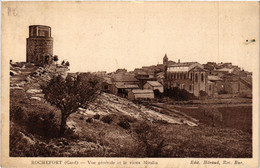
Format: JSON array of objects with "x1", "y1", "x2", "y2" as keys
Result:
[{"x1": 178, "y1": 59, "x2": 180, "y2": 63}]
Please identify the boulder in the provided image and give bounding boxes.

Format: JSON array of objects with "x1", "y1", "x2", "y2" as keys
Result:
[
  {"x1": 18, "y1": 131, "x2": 35, "y2": 146},
  {"x1": 26, "y1": 89, "x2": 42, "y2": 94},
  {"x1": 10, "y1": 70, "x2": 18, "y2": 76},
  {"x1": 30, "y1": 97, "x2": 42, "y2": 101},
  {"x1": 16, "y1": 81, "x2": 26, "y2": 87},
  {"x1": 10, "y1": 86, "x2": 24, "y2": 90}
]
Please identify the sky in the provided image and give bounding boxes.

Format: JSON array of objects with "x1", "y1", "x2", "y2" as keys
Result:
[{"x1": 2, "y1": 2, "x2": 259, "y2": 73}]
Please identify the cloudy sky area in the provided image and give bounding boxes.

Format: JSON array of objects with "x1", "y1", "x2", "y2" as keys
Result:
[{"x1": 3, "y1": 2, "x2": 259, "y2": 72}]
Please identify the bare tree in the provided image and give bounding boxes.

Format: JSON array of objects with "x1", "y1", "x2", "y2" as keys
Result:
[{"x1": 41, "y1": 74, "x2": 100, "y2": 135}]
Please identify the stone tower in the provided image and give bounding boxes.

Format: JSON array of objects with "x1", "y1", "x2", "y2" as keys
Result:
[
  {"x1": 163, "y1": 53, "x2": 168, "y2": 65},
  {"x1": 26, "y1": 25, "x2": 53, "y2": 65}
]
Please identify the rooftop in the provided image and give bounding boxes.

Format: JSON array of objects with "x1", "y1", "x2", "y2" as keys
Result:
[
  {"x1": 208, "y1": 75, "x2": 222, "y2": 81},
  {"x1": 168, "y1": 62, "x2": 198, "y2": 67},
  {"x1": 146, "y1": 81, "x2": 163, "y2": 87},
  {"x1": 112, "y1": 74, "x2": 138, "y2": 82}
]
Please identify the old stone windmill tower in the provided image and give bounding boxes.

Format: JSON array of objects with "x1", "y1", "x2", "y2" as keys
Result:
[{"x1": 26, "y1": 25, "x2": 54, "y2": 66}]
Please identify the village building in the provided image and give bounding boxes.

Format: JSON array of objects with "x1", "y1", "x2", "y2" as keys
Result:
[
  {"x1": 111, "y1": 73, "x2": 139, "y2": 85},
  {"x1": 115, "y1": 68, "x2": 127, "y2": 74},
  {"x1": 26, "y1": 25, "x2": 54, "y2": 66},
  {"x1": 110, "y1": 83, "x2": 139, "y2": 97},
  {"x1": 221, "y1": 74, "x2": 252, "y2": 96},
  {"x1": 101, "y1": 77, "x2": 113, "y2": 93},
  {"x1": 164, "y1": 56, "x2": 207, "y2": 97},
  {"x1": 135, "y1": 71, "x2": 156, "y2": 89},
  {"x1": 207, "y1": 75, "x2": 223, "y2": 97},
  {"x1": 155, "y1": 72, "x2": 165, "y2": 85},
  {"x1": 107, "y1": 73, "x2": 140, "y2": 97},
  {"x1": 128, "y1": 89, "x2": 154, "y2": 101},
  {"x1": 143, "y1": 81, "x2": 164, "y2": 93}
]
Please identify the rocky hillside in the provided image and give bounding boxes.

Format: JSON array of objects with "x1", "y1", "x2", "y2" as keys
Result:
[{"x1": 10, "y1": 62, "x2": 252, "y2": 157}]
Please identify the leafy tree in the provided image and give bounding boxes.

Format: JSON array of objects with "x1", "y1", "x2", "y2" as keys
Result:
[
  {"x1": 53, "y1": 55, "x2": 58, "y2": 64},
  {"x1": 41, "y1": 74, "x2": 100, "y2": 135},
  {"x1": 164, "y1": 87, "x2": 195, "y2": 101}
]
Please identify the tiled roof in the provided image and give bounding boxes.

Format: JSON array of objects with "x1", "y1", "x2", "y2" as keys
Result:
[
  {"x1": 168, "y1": 62, "x2": 198, "y2": 67},
  {"x1": 112, "y1": 74, "x2": 138, "y2": 82},
  {"x1": 208, "y1": 75, "x2": 222, "y2": 81},
  {"x1": 215, "y1": 68, "x2": 234, "y2": 73},
  {"x1": 146, "y1": 81, "x2": 163, "y2": 87}
]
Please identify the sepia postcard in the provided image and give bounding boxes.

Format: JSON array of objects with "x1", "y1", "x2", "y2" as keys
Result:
[{"x1": 1, "y1": 1, "x2": 259, "y2": 168}]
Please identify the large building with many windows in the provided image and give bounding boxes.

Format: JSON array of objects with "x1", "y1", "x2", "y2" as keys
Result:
[{"x1": 163, "y1": 56, "x2": 207, "y2": 97}]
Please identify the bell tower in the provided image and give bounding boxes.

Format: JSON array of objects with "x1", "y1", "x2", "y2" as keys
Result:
[{"x1": 163, "y1": 53, "x2": 168, "y2": 65}]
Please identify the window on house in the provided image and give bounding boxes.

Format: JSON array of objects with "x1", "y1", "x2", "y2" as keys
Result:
[
  {"x1": 190, "y1": 73, "x2": 193, "y2": 81},
  {"x1": 209, "y1": 85, "x2": 211, "y2": 91},
  {"x1": 189, "y1": 85, "x2": 192, "y2": 91},
  {"x1": 195, "y1": 74, "x2": 198, "y2": 82},
  {"x1": 201, "y1": 73, "x2": 204, "y2": 82}
]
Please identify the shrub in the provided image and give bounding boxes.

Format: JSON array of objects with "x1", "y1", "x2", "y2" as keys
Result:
[
  {"x1": 93, "y1": 114, "x2": 100, "y2": 120},
  {"x1": 10, "y1": 106, "x2": 28, "y2": 125},
  {"x1": 238, "y1": 91, "x2": 252, "y2": 98},
  {"x1": 202, "y1": 106, "x2": 223, "y2": 127},
  {"x1": 101, "y1": 115, "x2": 113, "y2": 124},
  {"x1": 86, "y1": 118, "x2": 93, "y2": 123},
  {"x1": 79, "y1": 116, "x2": 84, "y2": 120},
  {"x1": 218, "y1": 90, "x2": 228, "y2": 94},
  {"x1": 27, "y1": 112, "x2": 59, "y2": 138},
  {"x1": 134, "y1": 121, "x2": 167, "y2": 157},
  {"x1": 199, "y1": 90, "x2": 208, "y2": 100},
  {"x1": 154, "y1": 89, "x2": 163, "y2": 99},
  {"x1": 164, "y1": 87, "x2": 195, "y2": 101},
  {"x1": 117, "y1": 119, "x2": 130, "y2": 129}
]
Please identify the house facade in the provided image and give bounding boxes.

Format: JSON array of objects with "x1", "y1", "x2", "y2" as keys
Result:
[
  {"x1": 143, "y1": 81, "x2": 164, "y2": 93},
  {"x1": 128, "y1": 89, "x2": 154, "y2": 101}
]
